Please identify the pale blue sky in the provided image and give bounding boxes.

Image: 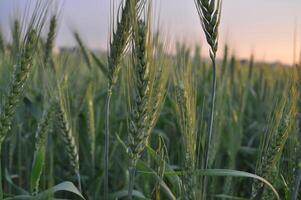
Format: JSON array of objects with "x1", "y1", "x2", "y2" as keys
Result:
[{"x1": 1, "y1": 0, "x2": 301, "y2": 64}]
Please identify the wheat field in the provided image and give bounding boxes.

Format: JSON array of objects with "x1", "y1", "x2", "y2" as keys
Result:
[{"x1": 0, "y1": 0, "x2": 300, "y2": 200}]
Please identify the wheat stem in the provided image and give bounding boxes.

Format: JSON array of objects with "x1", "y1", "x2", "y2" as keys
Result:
[
  {"x1": 104, "y1": 87, "x2": 112, "y2": 200},
  {"x1": 128, "y1": 166, "x2": 136, "y2": 200},
  {"x1": 202, "y1": 53, "x2": 217, "y2": 199},
  {"x1": 0, "y1": 145, "x2": 2, "y2": 200}
]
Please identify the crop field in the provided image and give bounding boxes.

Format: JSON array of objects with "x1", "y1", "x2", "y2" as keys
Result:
[{"x1": 0, "y1": 0, "x2": 300, "y2": 199}]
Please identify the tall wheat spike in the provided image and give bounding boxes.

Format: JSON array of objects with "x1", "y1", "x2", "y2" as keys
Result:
[
  {"x1": 127, "y1": 19, "x2": 149, "y2": 200},
  {"x1": 251, "y1": 83, "x2": 298, "y2": 199},
  {"x1": 0, "y1": 30, "x2": 36, "y2": 143},
  {"x1": 194, "y1": 0, "x2": 222, "y2": 198},
  {"x1": 173, "y1": 49, "x2": 197, "y2": 200},
  {"x1": 0, "y1": 1, "x2": 49, "y2": 198},
  {"x1": 127, "y1": 17, "x2": 170, "y2": 199},
  {"x1": 104, "y1": 0, "x2": 142, "y2": 198}
]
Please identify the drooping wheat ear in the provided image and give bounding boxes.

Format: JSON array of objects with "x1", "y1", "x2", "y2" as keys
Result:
[
  {"x1": 194, "y1": 0, "x2": 222, "y2": 198},
  {"x1": 251, "y1": 84, "x2": 297, "y2": 199},
  {"x1": 74, "y1": 32, "x2": 92, "y2": 69},
  {"x1": 56, "y1": 101, "x2": 81, "y2": 191},
  {"x1": 55, "y1": 80, "x2": 81, "y2": 190},
  {"x1": 127, "y1": 16, "x2": 170, "y2": 199},
  {"x1": 30, "y1": 103, "x2": 56, "y2": 194},
  {"x1": 44, "y1": 15, "x2": 57, "y2": 68},
  {"x1": 0, "y1": 30, "x2": 37, "y2": 143},
  {"x1": 174, "y1": 57, "x2": 197, "y2": 200},
  {"x1": 90, "y1": 51, "x2": 108, "y2": 77},
  {"x1": 104, "y1": 0, "x2": 142, "y2": 198},
  {"x1": 73, "y1": 31, "x2": 109, "y2": 78},
  {"x1": 56, "y1": 106, "x2": 79, "y2": 172}
]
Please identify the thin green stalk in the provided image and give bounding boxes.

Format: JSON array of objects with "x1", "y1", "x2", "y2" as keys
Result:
[
  {"x1": 128, "y1": 166, "x2": 136, "y2": 200},
  {"x1": 292, "y1": 169, "x2": 301, "y2": 200},
  {"x1": 104, "y1": 87, "x2": 112, "y2": 200},
  {"x1": 202, "y1": 54, "x2": 217, "y2": 200},
  {"x1": 0, "y1": 143, "x2": 2, "y2": 200}
]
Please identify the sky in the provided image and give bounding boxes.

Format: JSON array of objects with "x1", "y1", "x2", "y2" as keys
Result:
[{"x1": 1, "y1": 0, "x2": 301, "y2": 64}]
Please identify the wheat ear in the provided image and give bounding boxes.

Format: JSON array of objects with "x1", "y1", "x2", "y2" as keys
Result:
[
  {"x1": 127, "y1": 19, "x2": 149, "y2": 200},
  {"x1": 0, "y1": 30, "x2": 37, "y2": 143},
  {"x1": 174, "y1": 58, "x2": 197, "y2": 200},
  {"x1": 74, "y1": 32, "x2": 92, "y2": 69},
  {"x1": 104, "y1": 0, "x2": 141, "y2": 198},
  {"x1": 44, "y1": 15, "x2": 57, "y2": 68},
  {"x1": 56, "y1": 103, "x2": 81, "y2": 191},
  {"x1": 252, "y1": 85, "x2": 297, "y2": 199},
  {"x1": 127, "y1": 16, "x2": 170, "y2": 198},
  {"x1": 30, "y1": 103, "x2": 55, "y2": 194},
  {"x1": 0, "y1": 1, "x2": 49, "y2": 196}
]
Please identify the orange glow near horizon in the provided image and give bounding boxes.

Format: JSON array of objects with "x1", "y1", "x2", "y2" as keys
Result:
[{"x1": 1, "y1": 0, "x2": 301, "y2": 65}]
